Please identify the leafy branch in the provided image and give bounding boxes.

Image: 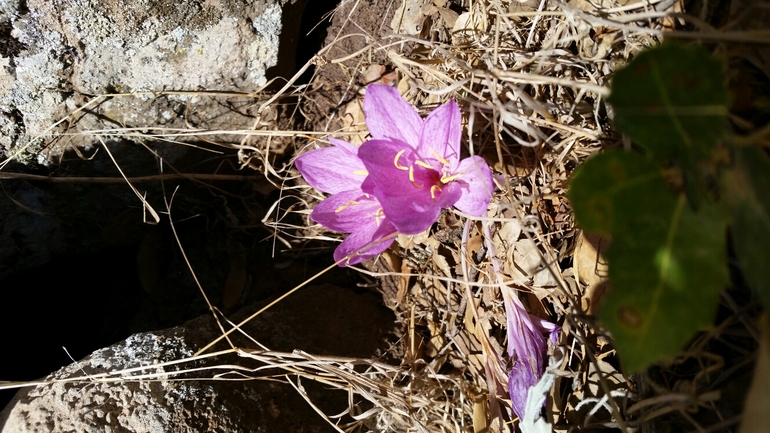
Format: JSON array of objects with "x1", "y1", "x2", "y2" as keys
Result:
[{"x1": 568, "y1": 43, "x2": 768, "y2": 373}]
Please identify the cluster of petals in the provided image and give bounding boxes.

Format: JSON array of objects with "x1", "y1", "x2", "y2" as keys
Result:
[
  {"x1": 503, "y1": 290, "x2": 560, "y2": 421},
  {"x1": 296, "y1": 84, "x2": 494, "y2": 266}
]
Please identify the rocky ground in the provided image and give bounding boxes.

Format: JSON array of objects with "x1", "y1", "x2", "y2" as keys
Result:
[{"x1": 0, "y1": 0, "x2": 402, "y2": 431}]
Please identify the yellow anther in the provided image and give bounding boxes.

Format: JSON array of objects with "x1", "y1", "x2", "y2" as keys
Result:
[
  {"x1": 430, "y1": 149, "x2": 451, "y2": 165},
  {"x1": 430, "y1": 185, "x2": 442, "y2": 200},
  {"x1": 440, "y1": 173, "x2": 462, "y2": 184},
  {"x1": 393, "y1": 150, "x2": 408, "y2": 170},
  {"x1": 353, "y1": 170, "x2": 369, "y2": 175},
  {"x1": 409, "y1": 166, "x2": 424, "y2": 188},
  {"x1": 414, "y1": 160, "x2": 434, "y2": 170},
  {"x1": 374, "y1": 208, "x2": 385, "y2": 226},
  {"x1": 335, "y1": 200, "x2": 359, "y2": 213}
]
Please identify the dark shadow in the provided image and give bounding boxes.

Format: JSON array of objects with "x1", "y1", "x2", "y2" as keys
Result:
[{"x1": 265, "y1": 0, "x2": 341, "y2": 89}]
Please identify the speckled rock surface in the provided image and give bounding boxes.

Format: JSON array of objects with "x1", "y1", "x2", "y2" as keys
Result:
[
  {"x1": 0, "y1": 0, "x2": 292, "y2": 163},
  {"x1": 0, "y1": 284, "x2": 395, "y2": 433}
]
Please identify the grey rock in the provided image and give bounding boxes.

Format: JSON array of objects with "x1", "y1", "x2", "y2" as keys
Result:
[
  {"x1": 0, "y1": 0, "x2": 291, "y2": 163},
  {"x1": 0, "y1": 284, "x2": 396, "y2": 432}
]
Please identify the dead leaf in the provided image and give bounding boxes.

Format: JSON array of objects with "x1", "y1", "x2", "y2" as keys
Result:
[
  {"x1": 472, "y1": 392, "x2": 491, "y2": 433},
  {"x1": 428, "y1": 239, "x2": 454, "y2": 277},
  {"x1": 573, "y1": 231, "x2": 609, "y2": 314},
  {"x1": 341, "y1": 98, "x2": 367, "y2": 145},
  {"x1": 362, "y1": 64, "x2": 385, "y2": 84},
  {"x1": 452, "y1": 2, "x2": 487, "y2": 44},
  {"x1": 435, "y1": 6, "x2": 459, "y2": 29},
  {"x1": 507, "y1": 238, "x2": 559, "y2": 288},
  {"x1": 426, "y1": 318, "x2": 446, "y2": 358},
  {"x1": 499, "y1": 218, "x2": 523, "y2": 246},
  {"x1": 391, "y1": 0, "x2": 430, "y2": 35}
]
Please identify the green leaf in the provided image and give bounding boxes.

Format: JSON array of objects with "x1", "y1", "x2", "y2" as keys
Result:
[
  {"x1": 607, "y1": 43, "x2": 728, "y2": 161},
  {"x1": 723, "y1": 145, "x2": 770, "y2": 309},
  {"x1": 568, "y1": 151, "x2": 674, "y2": 234},
  {"x1": 569, "y1": 151, "x2": 729, "y2": 373},
  {"x1": 607, "y1": 43, "x2": 728, "y2": 204},
  {"x1": 602, "y1": 196, "x2": 727, "y2": 373}
]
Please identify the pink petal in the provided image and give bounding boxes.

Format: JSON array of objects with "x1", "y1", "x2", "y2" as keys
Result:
[
  {"x1": 295, "y1": 143, "x2": 368, "y2": 194},
  {"x1": 359, "y1": 140, "x2": 454, "y2": 234},
  {"x1": 504, "y1": 291, "x2": 548, "y2": 421},
  {"x1": 418, "y1": 100, "x2": 462, "y2": 169},
  {"x1": 433, "y1": 181, "x2": 464, "y2": 209},
  {"x1": 328, "y1": 136, "x2": 359, "y2": 153},
  {"x1": 532, "y1": 316, "x2": 561, "y2": 344},
  {"x1": 334, "y1": 219, "x2": 397, "y2": 266},
  {"x1": 450, "y1": 156, "x2": 495, "y2": 216},
  {"x1": 358, "y1": 139, "x2": 426, "y2": 195},
  {"x1": 509, "y1": 361, "x2": 540, "y2": 421},
  {"x1": 380, "y1": 190, "x2": 445, "y2": 234},
  {"x1": 311, "y1": 190, "x2": 383, "y2": 233},
  {"x1": 363, "y1": 84, "x2": 422, "y2": 147}
]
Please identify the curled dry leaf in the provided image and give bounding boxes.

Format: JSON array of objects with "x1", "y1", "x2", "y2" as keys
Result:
[
  {"x1": 341, "y1": 97, "x2": 367, "y2": 146},
  {"x1": 362, "y1": 64, "x2": 399, "y2": 86},
  {"x1": 452, "y1": 2, "x2": 488, "y2": 44},
  {"x1": 573, "y1": 231, "x2": 609, "y2": 315},
  {"x1": 506, "y1": 238, "x2": 559, "y2": 290},
  {"x1": 391, "y1": 0, "x2": 430, "y2": 35}
]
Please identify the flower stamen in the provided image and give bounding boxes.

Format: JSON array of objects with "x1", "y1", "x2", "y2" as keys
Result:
[
  {"x1": 430, "y1": 185, "x2": 442, "y2": 201},
  {"x1": 374, "y1": 208, "x2": 385, "y2": 226},
  {"x1": 409, "y1": 166, "x2": 424, "y2": 188},
  {"x1": 414, "y1": 160, "x2": 434, "y2": 170},
  {"x1": 335, "y1": 200, "x2": 359, "y2": 213},
  {"x1": 353, "y1": 170, "x2": 369, "y2": 176},
  {"x1": 430, "y1": 149, "x2": 451, "y2": 166},
  {"x1": 393, "y1": 150, "x2": 409, "y2": 171},
  {"x1": 440, "y1": 173, "x2": 462, "y2": 184}
]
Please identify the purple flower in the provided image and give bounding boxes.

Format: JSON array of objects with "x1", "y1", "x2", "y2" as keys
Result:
[
  {"x1": 482, "y1": 223, "x2": 559, "y2": 422},
  {"x1": 503, "y1": 290, "x2": 560, "y2": 421},
  {"x1": 358, "y1": 85, "x2": 495, "y2": 234},
  {"x1": 295, "y1": 84, "x2": 494, "y2": 265},
  {"x1": 295, "y1": 137, "x2": 397, "y2": 266}
]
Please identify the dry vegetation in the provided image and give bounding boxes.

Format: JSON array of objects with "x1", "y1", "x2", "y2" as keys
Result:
[
  {"x1": 258, "y1": 0, "x2": 767, "y2": 431},
  {"x1": 2, "y1": 0, "x2": 769, "y2": 432}
]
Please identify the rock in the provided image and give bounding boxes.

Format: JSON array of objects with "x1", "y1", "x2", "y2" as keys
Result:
[
  {"x1": 0, "y1": 0, "x2": 295, "y2": 163},
  {"x1": 0, "y1": 284, "x2": 396, "y2": 433}
]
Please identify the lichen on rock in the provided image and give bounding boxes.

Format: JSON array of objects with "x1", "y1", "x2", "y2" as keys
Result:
[{"x1": 0, "y1": 0, "x2": 290, "y2": 164}]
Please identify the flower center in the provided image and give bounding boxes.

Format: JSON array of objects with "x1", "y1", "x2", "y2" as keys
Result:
[{"x1": 393, "y1": 150, "x2": 457, "y2": 201}]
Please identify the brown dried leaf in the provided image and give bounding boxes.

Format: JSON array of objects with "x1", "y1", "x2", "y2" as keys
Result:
[
  {"x1": 391, "y1": 0, "x2": 429, "y2": 35},
  {"x1": 341, "y1": 98, "x2": 366, "y2": 145},
  {"x1": 452, "y1": 2, "x2": 487, "y2": 44},
  {"x1": 507, "y1": 238, "x2": 559, "y2": 288},
  {"x1": 573, "y1": 231, "x2": 609, "y2": 314}
]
